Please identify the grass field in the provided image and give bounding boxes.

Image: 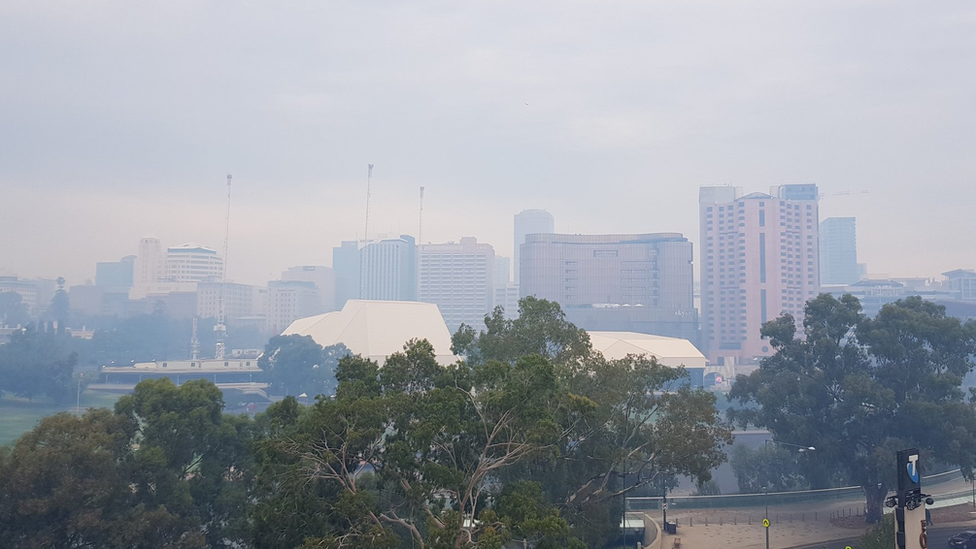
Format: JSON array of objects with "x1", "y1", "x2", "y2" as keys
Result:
[{"x1": 0, "y1": 391, "x2": 122, "y2": 446}]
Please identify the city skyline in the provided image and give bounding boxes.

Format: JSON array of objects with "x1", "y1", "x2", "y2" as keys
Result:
[{"x1": 2, "y1": 2, "x2": 975, "y2": 287}]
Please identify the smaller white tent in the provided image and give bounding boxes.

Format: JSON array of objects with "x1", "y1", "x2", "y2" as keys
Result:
[
  {"x1": 281, "y1": 300, "x2": 458, "y2": 365},
  {"x1": 588, "y1": 331, "x2": 706, "y2": 368}
]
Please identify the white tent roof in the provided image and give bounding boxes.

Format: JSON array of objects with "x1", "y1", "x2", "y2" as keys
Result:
[
  {"x1": 281, "y1": 300, "x2": 457, "y2": 365},
  {"x1": 588, "y1": 331, "x2": 706, "y2": 368}
]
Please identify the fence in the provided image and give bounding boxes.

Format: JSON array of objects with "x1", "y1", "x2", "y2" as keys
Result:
[{"x1": 626, "y1": 469, "x2": 963, "y2": 512}]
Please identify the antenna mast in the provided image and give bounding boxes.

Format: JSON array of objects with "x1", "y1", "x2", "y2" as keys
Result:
[
  {"x1": 215, "y1": 174, "x2": 231, "y2": 360},
  {"x1": 364, "y1": 164, "x2": 374, "y2": 243},
  {"x1": 191, "y1": 317, "x2": 200, "y2": 360}
]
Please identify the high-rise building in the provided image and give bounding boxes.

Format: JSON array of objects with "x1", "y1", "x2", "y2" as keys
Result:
[
  {"x1": 699, "y1": 184, "x2": 820, "y2": 365},
  {"x1": 95, "y1": 255, "x2": 135, "y2": 289},
  {"x1": 360, "y1": 235, "x2": 416, "y2": 301},
  {"x1": 332, "y1": 240, "x2": 361, "y2": 309},
  {"x1": 282, "y1": 266, "x2": 336, "y2": 312},
  {"x1": 493, "y1": 255, "x2": 511, "y2": 287},
  {"x1": 519, "y1": 233, "x2": 698, "y2": 342},
  {"x1": 820, "y1": 217, "x2": 859, "y2": 285},
  {"x1": 514, "y1": 209, "x2": 554, "y2": 285},
  {"x1": 163, "y1": 243, "x2": 223, "y2": 283},
  {"x1": 135, "y1": 236, "x2": 164, "y2": 286},
  {"x1": 418, "y1": 237, "x2": 495, "y2": 333}
]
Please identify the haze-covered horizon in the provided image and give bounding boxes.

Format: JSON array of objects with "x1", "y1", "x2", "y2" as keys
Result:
[{"x1": 2, "y1": 1, "x2": 974, "y2": 287}]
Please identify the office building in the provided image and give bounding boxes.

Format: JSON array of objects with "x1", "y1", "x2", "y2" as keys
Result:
[
  {"x1": 820, "y1": 217, "x2": 859, "y2": 285},
  {"x1": 0, "y1": 276, "x2": 40, "y2": 317},
  {"x1": 95, "y1": 256, "x2": 135, "y2": 289},
  {"x1": 519, "y1": 233, "x2": 698, "y2": 342},
  {"x1": 197, "y1": 281, "x2": 263, "y2": 321},
  {"x1": 266, "y1": 280, "x2": 322, "y2": 334},
  {"x1": 493, "y1": 256, "x2": 511, "y2": 287},
  {"x1": 943, "y1": 269, "x2": 976, "y2": 302},
  {"x1": 135, "y1": 236, "x2": 164, "y2": 286},
  {"x1": 163, "y1": 243, "x2": 223, "y2": 283},
  {"x1": 282, "y1": 266, "x2": 336, "y2": 312},
  {"x1": 333, "y1": 240, "x2": 361, "y2": 308},
  {"x1": 493, "y1": 284, "x2": 520, "y2": 319},
  {"x1": 360, "y1": 235, "x2": 417, "y2": 301},
  {"x1": 514, "y1": 209, "x2": 554, "y2": 285},
  {"x1": 699, "y1": 184, "x2": 820, "y2": 365},
  {"x1": 418, "y1": 237, "x2": 495, "y2": 332}
]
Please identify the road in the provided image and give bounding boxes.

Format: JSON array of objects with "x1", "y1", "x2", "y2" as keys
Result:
[{"x1": 792, "y1": 525, "x2": 965, "y2": 549}]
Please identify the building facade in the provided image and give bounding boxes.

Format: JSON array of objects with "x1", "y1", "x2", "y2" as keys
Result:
[
  {"x1": 266, "y1": 280, "x2": 322, "y2": 334},
  {"x1": 418, "y1": 237, "x2": 495, "y2": 333},
  {"x1": 197, "y1": 281, "x2": 262, "y2": 321},
  {"x1": 820, "y1": 217, "x2": 859, "y2": 285},
  {"x1": 699, "y1": 184, "x2": 820, "y2": 365},
  {"x1": 514, "y1": 209, "x2": 554, "y2": 285},
  {"x1": 135, "y1": 236, "x2": 164, "y2": 286},
  {"x1": 96, "y1": 255, "x2": 135, "y2": 289},
  {"x1": 360, "y1": 235, "x2": 417, "y2": 301},
  {"x1": 519, "y1": 233, "x2": 697, "y2": 342},
  {"x1": 282, "y1": 266, "x2": 336, "y2": 312},
  {"x1": 163, "y1": 243, "x2": 223, "y2": 283},
  {"x1": 943, "y1": 269, "x2": 976, "y2": 302},
  {"x1": 332, "y1": 240, "x2": 361, "y2": 309}
]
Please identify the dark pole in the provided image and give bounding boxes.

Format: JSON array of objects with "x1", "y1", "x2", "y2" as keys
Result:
[{"x1": 764, "y1": 439, "x2": 770, "y2": 549}]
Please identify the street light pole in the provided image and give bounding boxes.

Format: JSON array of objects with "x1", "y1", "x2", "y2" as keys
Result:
[{"x1": 763, "y1": 439, "x2": 816, "y2": 549}]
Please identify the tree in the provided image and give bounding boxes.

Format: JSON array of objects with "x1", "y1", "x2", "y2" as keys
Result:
[
  {"x1": 729, "y1": 294, "x2": 976, "y2": 522},
  {"x1": 0, "y1": 409, "x2": 205, "y2": 549},
  {"x1": 0, "y1": 324, "x2": 76, "y2": 403},
  {"x1": 115, "y1": 378, "x2": 254, "y2": 547},
  {"x1": 45, "y1": 276, "x2": 71, "y2": 328},
  {"x1": 729, "y1": 444, "x2": 808, "y2": 494},
  {"x1": 0, "y1": 291, "x2": 29, "y2": 328},
  {"x1": 258, "y1": 334, "x2": 348, "y2": 397}
]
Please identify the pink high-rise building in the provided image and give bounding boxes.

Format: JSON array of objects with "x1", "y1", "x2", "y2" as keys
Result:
[{"x1": 699, "y1": 184, "x2": 820, "y2": 366}]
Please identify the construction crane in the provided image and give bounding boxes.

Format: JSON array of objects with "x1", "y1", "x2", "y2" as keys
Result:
[
  {"x1": 214, "y1": 174, "x2": 231, "y2": 360},
  {"x1": 364, "y1": 164, "x2": 374, "y2": 243}
]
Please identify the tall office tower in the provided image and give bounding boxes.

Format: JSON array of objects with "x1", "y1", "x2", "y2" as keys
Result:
[
  {"x1": 819, "y1": 217, "x2": 859, "y2": 285},
  {"x1": 163, "y1": 243, "x2": 224, "y2": 283},
  {"x1": 282, "y1": 265, "x2": 336, "y2": 312},
  {"x1": 135, "y1": 236, "x2": 164, "y2": 286},
  {"x1": 360, "y1": 235, "x2": 417, "y2": 301},
  {"x1": 418, "y1": 237, "x2": 495, "y2": 333},
  {"x1": 332, "y1": 240, "x2": 361, "y2": 309},
  {"x1": 96, "y1": 255, "x2": 136, "y2": 289},
  {"x1": 699, "y1": 184, "x2": 820, "y2": 366},
  {"x1": 514, "y1": 209, "x2": 554, "y2": 285},
  {"x1": 519, "y1": 233, "x2": 698, "y2": 343}
]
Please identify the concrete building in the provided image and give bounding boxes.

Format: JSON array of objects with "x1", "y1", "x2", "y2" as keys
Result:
[
  {"x1": 282, "y1": 300, "x2": 457, "y2": 365},
  {"x1": 493, "y1": 255, "x2": 511, "y2": 287},
  {"x1": 0, "y1": 276, "x2": 40, "y2": 317},
  {"x1": 282, "y1": 266, "x2": 336, "y2": 312},
  {"x1": 514, "y1": 209, "x2": 554, "y2": 285},
  {"x1": 96, "y1": 256, "x2": 135, "y2": 289},
  {"x1": 266, "y1": 280, "x2": 322, "y2": 334},
  {"x1": 197, "y1": 281, "x2": 263, "y2": 321},
  {"x1": 494, "y1": 284, "x2": 520, "y2": 319},
  {"x1": 163, "y1": 243, "x2": 223, "y2": 284},
  {"x1": 699, "y1": 184, "x2": 820, "y2": 365},
  {"x1": 360, "y1": 235, "x2": 416, "y2": 301},
  {"x1": 135, "y1": 236, "x2": 164, "y2": 286},
  {"x1": 943, "y1": 269, "x2": 976, "y2": 301},
  {"x1": 820, "y1": 217, "x2": 859, "y2": 285},
  {"x1": 418, "y1": 237, "x2": 495, "y2": 333},
  {"x1": 332, "y1": 240, "x2": 362, "y2": 309},
  {"x1": 519, "y1": 233, "x2": 698, "y2": 343}
]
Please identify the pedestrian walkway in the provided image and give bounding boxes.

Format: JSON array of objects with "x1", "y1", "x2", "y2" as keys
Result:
[{"x1": 647, "y1": 476, "x2": 976, "y2": 549}]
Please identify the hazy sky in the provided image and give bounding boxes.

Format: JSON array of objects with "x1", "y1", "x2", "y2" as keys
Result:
[{"x1": 2, "y1": 1, "x2": 974, "y2": 286}]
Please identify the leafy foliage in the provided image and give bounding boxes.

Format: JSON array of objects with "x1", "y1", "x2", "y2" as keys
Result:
[
  {"x1": 0, "y1": 324, "x2": 76, "y2": 403},
  {"x1": 258, "y1": 334, "x2": 349, "y2": 397},
  {"x1": 729, "y1": 294, "x2": 976, "y2": 522}
]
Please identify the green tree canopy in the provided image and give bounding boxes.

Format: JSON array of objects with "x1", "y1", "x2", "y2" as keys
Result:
[
  {"x1": 729, "y1": 294, "x2": 976, "y2": 522},
  {"x1": 258, "y1": 334, "x2": 349, "y2": 397},
  {"x1": 0, "y1": 291, "x2": 30, "y2": 328}
]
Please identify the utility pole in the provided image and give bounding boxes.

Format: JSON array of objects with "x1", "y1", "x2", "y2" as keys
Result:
[{"x1": 364, "y1": 164, "x2": 374, "y2": 243}]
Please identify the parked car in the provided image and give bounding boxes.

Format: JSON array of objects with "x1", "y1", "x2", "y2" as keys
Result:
[{"x1": 949, "y1": 530, "x2": 976, "y2": 548}]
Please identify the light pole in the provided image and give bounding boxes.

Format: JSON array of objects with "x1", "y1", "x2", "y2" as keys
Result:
[{"x1": 763, "y1": 440, "x2": 816, "y2": 549}]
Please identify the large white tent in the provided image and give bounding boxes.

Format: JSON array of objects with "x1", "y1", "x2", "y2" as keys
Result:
[
  {"x1": 587, "y1": 331, "x2": 706, "y2": 368},
  {"x1": 281, "y1": 300, "x2": 458, "y2": 365}
]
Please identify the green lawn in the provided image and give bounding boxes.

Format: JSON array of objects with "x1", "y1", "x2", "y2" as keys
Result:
[{"x1": 0, "y1": 391, "x2": 121, "y2": 446}]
